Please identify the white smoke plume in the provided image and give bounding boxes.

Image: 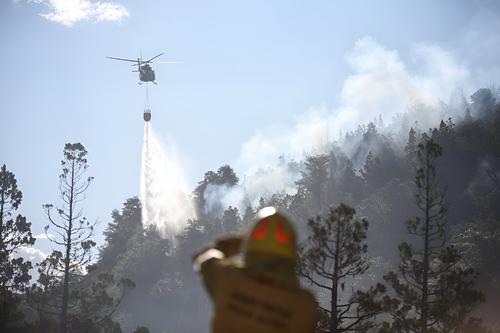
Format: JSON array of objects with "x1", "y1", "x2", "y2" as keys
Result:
[
  {"x1": 206, "y1": 33, "x2": 499, "y2": 214},
  {"x1": 201, "y1": 156, "x2": 303, "y2": 217},
  {"x1": 203, "y1": 160, "x2": 301, "y2": 216},
  {"x1": 140, "y1": 123, "x2": 196, "y2": 244},
  {"x1": 237, "y1": 36, "x2": 470, "y2": 170}
]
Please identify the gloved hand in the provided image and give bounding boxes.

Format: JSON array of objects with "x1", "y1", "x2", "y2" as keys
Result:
[{"x1": 214, "y1": 235, "x2": 244, "y2": 258}]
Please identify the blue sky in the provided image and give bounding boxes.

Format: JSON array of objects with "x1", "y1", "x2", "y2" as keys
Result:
[{"x1": 1, "y1": 0, "x2": 500, "y2": 259}]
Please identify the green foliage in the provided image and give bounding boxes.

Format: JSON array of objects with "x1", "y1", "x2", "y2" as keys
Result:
[
  {"x1": 471, "y1": 88, "x2": 496, "y2": 119},
  {"x1": 381, "y1": 137, "x2": 484, "y2": 333},
  {"x1": 456, "y1": 317, "x2": 500, "y2": 333},
  {"x1": 296, "y1": 154, "x2": 331, "y2": 206},
  {"x1": 73, "y1": 272, "x2": 134, "y2": 321},
  {"x1": 97, "y1": 197, "x2": 167, "y2": 289},
  {"x1": 133, "y1": 326, "x2": 150, "y2": 333},
  {"x1": 28, "y1": 269, "x2": 134, "y2": 332},
  {"x1": 0, "y1": 288, "x2": 32, "y2": 332},
  {"x1": 42, "y1": 143, "x2": 96, "y2": 279},
  {"x1": 34, "y1": 142, "x2": 125, "y2": 332},
  {"x1": 0, "y1": 164, "x2": 35, "y2": 332},
  {"x1": 299, "y1": 204, "x2": 385, "y2": 333},
  {"x1": 111, "y1": 224, "x2": 169, "y2": 286},
  {"x1": 193, "y1": 164, "x2": 239, "y2": 212},
  {"x1": 100, "y1": 197, "x2": 142, "y2": 267},
  {"x1": 0, "y1": 164, "x2": 35, "y2": 292},
  {"x1": 221, "y1": 206, "x2": 242, "y2": 233},
  {"x1": 405, "y1": 127, "x2": 418, "y2": 165},
  {"x1": 454, "y1": 216, "x2": 500, "y2": 290}
]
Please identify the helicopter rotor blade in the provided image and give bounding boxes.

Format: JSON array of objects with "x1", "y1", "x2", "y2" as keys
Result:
[
  {"x1": 107, "y1": 56, "x2": 138, "y2": 63},
  {"x1": 156, "y1": 61, "x2": 184, "y2": 64},
  {"x1": 144, "y1": 52, "x2": 164, "y2": 63}
]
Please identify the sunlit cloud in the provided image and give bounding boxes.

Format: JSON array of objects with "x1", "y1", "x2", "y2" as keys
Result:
[
  {"x1": 34, "y1": 232, "x2": 54, "y2": 240},
  {"x1": 13, "y1": 246, "x2": 47, "y2": 262},
  {"x1": 28, "y1": 0, "x2": 129, "y2": 26},
  {"x1": 10, "y1": 246, "x2": 47, "y2": 282}
]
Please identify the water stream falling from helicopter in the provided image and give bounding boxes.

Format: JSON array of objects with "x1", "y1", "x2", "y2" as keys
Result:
[{"x1": 140, "y1": 122, "x2": 197, "y2": 247}]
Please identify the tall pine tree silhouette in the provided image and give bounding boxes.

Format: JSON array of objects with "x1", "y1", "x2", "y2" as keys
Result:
[{"x1": 381, "y1": 136, "x2": 484, "y2": 333}]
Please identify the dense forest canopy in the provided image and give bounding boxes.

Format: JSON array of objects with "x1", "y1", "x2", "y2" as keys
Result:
[{"x1": 1, "y1": 87, "x2": 500, "y2": 332}]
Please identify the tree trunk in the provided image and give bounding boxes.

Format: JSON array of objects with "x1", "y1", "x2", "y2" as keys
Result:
[
  {"x1": 59, "y1": 162, "x2": 75, "y2": 333},
  {"x1": 331, "y1": 225, "x2": 341, "y2": 333},
  {"x1": 420, "y1": 149, "x2": 431, "y2": 333},
  {"x1": 0, "y1": 188, "x2": 4, "y2": 248}
]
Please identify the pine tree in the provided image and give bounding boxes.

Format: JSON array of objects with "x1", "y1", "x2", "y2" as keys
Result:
[
  {"x1": 100, "y1": 197, "x2": 142, "y2": 267},
  {"x1": 362, "y1": 150, "x2": 389, "y2": 191},
  {"x1": 41, "y1": 143, "x2": 96, "y2": 333},
  {"x1": 0, "y1": 164, "x2": 35, "y2": 290},
  {"x1": 404, "y1": 127, "x2": 417, "y2": 163},
  {"x1": 0, "y1": 164, "x2": 35, "y2": 331},
  {"x1": 221, "y1": 206, "x2": 242, "y2": 233},
  {"x1": 333, "y1": 153, "x2": 364, "y2": 204},
  {"x1": 381, "y1": 137, "x2": 484, "y2": 333},
  {"x1": 471, "y1": 88, "x2": 496, "y2": 119},
  {"x1": 362, "y1": 151, "x2": 378, "y2": 178},
  {"x1": 296, "y1": 154, "x2": 331, "y2": 212},
  {"x1": 464, "y1": 108, "x2": 473, "y2": 123},
  {"x1": 193, "y1": 165, "x2": 239, "y2": 214},
  {"x1": 242, "y1": 204, "x2": 255, "y2": 225},
  {"x1": 299, "y1": 204, "x2": 385, "y2": 333}
]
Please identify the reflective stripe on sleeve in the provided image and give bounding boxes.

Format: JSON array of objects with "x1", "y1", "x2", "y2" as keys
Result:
[{"x1": 193, "y1": 248, "x2": 224, "y2": 272}]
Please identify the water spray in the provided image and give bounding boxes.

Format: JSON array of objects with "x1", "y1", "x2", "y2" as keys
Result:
[{"x1": 140, "y1": 122, "x2": 197, "y2": 248}]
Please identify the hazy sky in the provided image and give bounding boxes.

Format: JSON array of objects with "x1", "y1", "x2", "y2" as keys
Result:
[{"x1": 1, "y1": 0, "x2": 500, "y2": 258}]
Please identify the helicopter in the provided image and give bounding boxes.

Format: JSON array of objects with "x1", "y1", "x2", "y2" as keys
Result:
[
  {"x1": 106, "y1": 53, "x2": 181, "y2": 122},
  {"x1": 106, "y1": 53, "x2": 170, "y2": 84}
]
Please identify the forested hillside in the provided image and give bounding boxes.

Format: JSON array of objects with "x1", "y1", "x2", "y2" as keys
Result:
[
  {"x1": 98, "y1": 88, "x2": 500, "y2": 332},
  {"x1": 1, "y1": 88, "x2": 500, "y2": 332}
]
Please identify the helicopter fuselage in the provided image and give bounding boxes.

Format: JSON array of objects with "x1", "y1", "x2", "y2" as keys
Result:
[{"x1": 139, "y1": 64, "x2": 155, "y2": 83}]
